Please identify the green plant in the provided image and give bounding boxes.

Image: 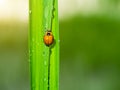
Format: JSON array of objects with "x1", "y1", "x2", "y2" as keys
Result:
[{"x1": 29, "y1": 0, "x2": 59, "y2": 90}]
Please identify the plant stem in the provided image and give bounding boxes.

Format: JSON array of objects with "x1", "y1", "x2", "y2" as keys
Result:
[{"x1": 29, "y1": 0, "x2": 59, "y2": 90}]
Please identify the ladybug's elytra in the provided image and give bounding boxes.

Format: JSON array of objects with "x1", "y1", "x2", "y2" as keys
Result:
[{"x1": 43, "y1": 31, "x2": 54, "y2": 46}]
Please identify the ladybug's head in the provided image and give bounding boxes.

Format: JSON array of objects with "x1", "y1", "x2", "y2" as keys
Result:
[{"x1": 46, "y1": 31, "x2": 52, "y2": 36}]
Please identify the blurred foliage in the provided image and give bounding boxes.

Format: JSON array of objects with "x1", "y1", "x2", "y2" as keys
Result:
[
  {"x1": 60, "y1": 15, "x2": 120, "y2": 90},
  {"x1": 0, "y1": 22, "x2": 29, "y2": 90}
]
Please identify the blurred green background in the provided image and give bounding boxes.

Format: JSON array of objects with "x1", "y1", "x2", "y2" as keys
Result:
[{"x1": 0, "y1": 0, "x2": 120, "y2": 90}]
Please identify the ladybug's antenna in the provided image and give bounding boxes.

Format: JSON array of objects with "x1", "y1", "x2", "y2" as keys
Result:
[{"x1": 50, "y1": 0, "x2": 55, "y2": 31}]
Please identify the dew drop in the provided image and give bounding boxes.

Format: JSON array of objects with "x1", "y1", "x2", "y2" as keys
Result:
[
  {"x1": 28, "y1": 59, "x2": 31, "y2": 63},
  {"x1": 44, "y1": 78, "x2": 47, "y2": 81},
  {"x1": 32, "y1": 39, "x2": 34, "y2": 42},
  {"x1": 58, "y1": 39, "x2": 60, "y2": 42},
  {"x1": 37, "y1": 43, "x2": 39, "y2": 46},
  {"x1": 45, "y1": 24, "x2": 47, "y2": 29},
  {"x1": 29, "y1": 10, "x2": 32, "y2": 14},
  {"x1": 29, "y1": 50, "x2": 30, "y2": 53},
  {"x1": 44, "y1": 61, "x2": 47, "y2": 66},
  {"x1": 32, "y1": 49, "x2": 34, "y2": 53}
]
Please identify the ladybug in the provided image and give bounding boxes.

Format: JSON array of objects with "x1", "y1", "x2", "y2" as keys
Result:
[{"x1": 43, "y1": 31, "x2": 54, "y2": 46}]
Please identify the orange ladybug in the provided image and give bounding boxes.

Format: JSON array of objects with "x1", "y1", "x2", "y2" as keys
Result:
[{"x1": 43, "y1": 31, "x2": 54, "y2": 46}]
